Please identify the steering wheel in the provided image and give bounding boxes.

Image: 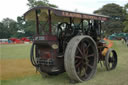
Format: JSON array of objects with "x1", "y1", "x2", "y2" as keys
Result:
[{"x1": 57, "y1": 22, "x2": 74, "y2": 37}]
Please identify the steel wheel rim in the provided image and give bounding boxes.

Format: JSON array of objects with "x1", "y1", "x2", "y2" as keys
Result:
[
  {"x1": 107, "y1": 50, "x2": 117, "y2": 70},
  {"x1": 104, "y1": 48, "x2": 118, "y2": 71},
  {"x1": 64, "y1": 36, "x2": 98, "y2": 82},
  {"x1": 74, "y1": 39, "x2": 97, "y2": 81}
]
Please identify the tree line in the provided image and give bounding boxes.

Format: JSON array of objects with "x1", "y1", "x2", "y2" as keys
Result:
[
  {"x1": 94, "y1": 3, "x2": 128, "y2": 35},
  {"x1": 0, "y1": 0, "x2": 128, "y2": 39}
]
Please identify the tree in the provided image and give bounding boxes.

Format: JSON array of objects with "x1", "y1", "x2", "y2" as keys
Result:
[
  {"x1": 123, "y1": 3, "x2": 128, "y2": 32},
  {"x1": 0, "y1": 22, "x2": 8, "y2": 38},
  {"x1": 0, "y1": 18, "x2": 18, "y2": 38},
  {"x1": 0, "y1": 0, "x2": 58, "y2": 38},
  {"x1": 27, "y1": 0, "x2": 57, "y2": 9},
  {"x1": 94, "y1": 3, "x2": 124, "y2": 35},
  {"x1": 16, "y1": 16, "x2": 35, "y2": 37}
]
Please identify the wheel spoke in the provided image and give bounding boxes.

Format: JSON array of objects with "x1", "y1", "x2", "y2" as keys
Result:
[
  {"x1": 87, "y1": 53, "x2": 95, "y2": 57},
  {"x1": 108, "y1": 63, "x2": 111, "y2": 68},
  {"x1": 83, "y1": 70, "x2": 87, "y2": 77},
  {"x1": 77, "y1": 67, "x2": 84, "y2": 77},
  {"x1": 78, "y1": 66, "x2": 83, "y2": 76},
  {"x1": 82, "y1": 65, "x2": 88, "y2": 76},
  {"x1": 77, "y1": 46, "x2": 84, "y2": 57},
  {"x1": 82, "y1": 42, "x2": 87, "y2": 55},
  {"x1": 82, "y1": 43, "x2": 86, "y2": 55},
  {"x1": 86, "y1": 63, "x2": 93, "y2": 69},
  {"x1": 85, "y1": 72, "x2": 87, "y2": 77},
  {"x1": 77, "y1": 67, "x2": 81, "y2": 75},
  {"x1": 75, "y1": 56, "x2": 82, "y2": 59},
  {"x1": 84, "y1": 43, "x2": 90, "y2": 57},
  {"x1": 76, "y1": 61, "x2": 82, "y2": 68},
  {"x1": 85, "y1": 44, "x2": 90, "y2": 53},
  {"x1": 75, "y1": 49, "x2": 79, "y2": 55}
]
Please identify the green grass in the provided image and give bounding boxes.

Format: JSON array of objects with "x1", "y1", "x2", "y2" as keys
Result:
[
  {"x1": 0, "y1": 44, "x2": 31, "y2": 59},
  {"x1": 1, "y1": 41, "x2": 128, "y2": 85}
]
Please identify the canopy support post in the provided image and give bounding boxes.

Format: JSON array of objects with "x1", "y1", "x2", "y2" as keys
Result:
[
  {"x1": 48, "y1": 10, "x2": 51, "y2": 34},
  {"x1": 70, "y1": 17, "x2": 72, "y2": 24},
  {"x1": 35, "y1": 10, "x2": 39, "y2": 35},
  {"x1": 99, "y1": 21, "x2": 102, "y2": 38},
  {"x1": 81, "y1": 19, "x2": 84, "y2": 33}
]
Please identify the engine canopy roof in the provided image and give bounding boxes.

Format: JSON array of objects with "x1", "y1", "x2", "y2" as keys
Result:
[{"x1": 24, "y1": 6, "x2": 109, "y2": 22}]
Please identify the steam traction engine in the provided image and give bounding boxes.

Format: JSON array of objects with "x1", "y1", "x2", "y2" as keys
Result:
[{"x1": 24, "y1": 6, "x2": 117, "y2": 82}]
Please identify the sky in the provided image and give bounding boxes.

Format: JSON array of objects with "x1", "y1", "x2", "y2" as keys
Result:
[{"x1": 0, "y1": 0, "x2": 127, "y2": 22}]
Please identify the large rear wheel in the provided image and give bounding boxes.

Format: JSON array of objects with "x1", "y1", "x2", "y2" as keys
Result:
[{"x1": 64, "y1": 35, "x2": 98, "y2": 82}]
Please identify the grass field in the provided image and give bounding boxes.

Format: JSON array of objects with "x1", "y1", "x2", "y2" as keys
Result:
[{"x1": 0, "y1": 41, "x2": 128, "y2": 85}]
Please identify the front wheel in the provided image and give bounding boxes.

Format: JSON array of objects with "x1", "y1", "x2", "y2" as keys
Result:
[
  {"x1": 64, "y1": 35, "x2": 98, "y2": 82},
  {"x1": 104, "y1": 48, "x2": 118, "y2": 71}
]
